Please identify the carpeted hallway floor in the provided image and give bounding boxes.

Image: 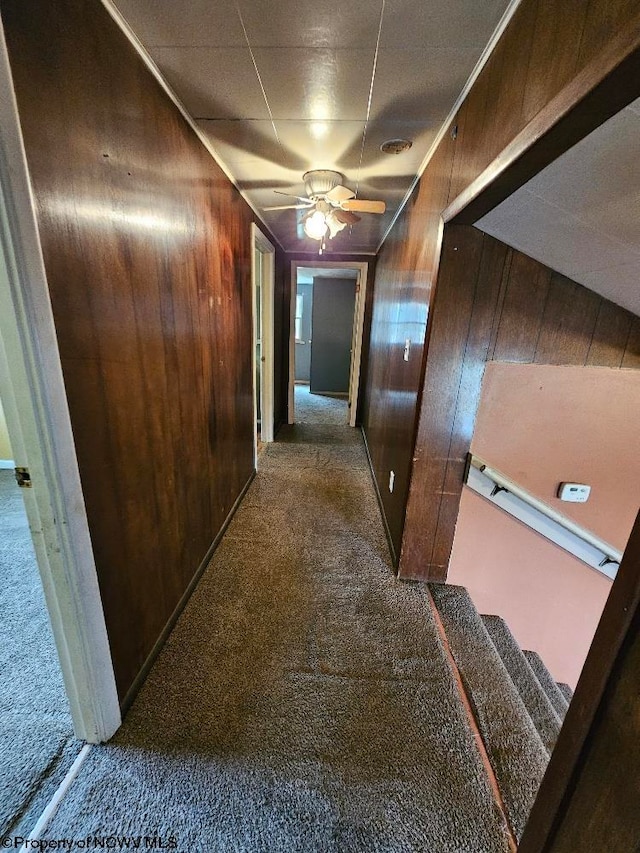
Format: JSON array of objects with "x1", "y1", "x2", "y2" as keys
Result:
[
  {"x1": 0, "y1": 471, "x2": 78, "y2": 838},
  {"x1": 294, "y1": 384, "x2": 348, "y2": 425},
  {"x1": 38, "y1": 405, "x2": 512, "y2": 851}
]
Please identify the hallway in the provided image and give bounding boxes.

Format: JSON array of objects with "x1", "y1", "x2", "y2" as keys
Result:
[{"x1": 40, "y1": 398, "x2": 510, "y2": 851}]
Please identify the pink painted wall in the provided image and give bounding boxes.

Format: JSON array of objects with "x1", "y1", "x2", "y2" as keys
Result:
[
  {"x1": 448, "y1": 363, "x2": 640, "y2": 688},
  {"x1": 473, "y1": 363, "x2": 640, "y2": 550}
]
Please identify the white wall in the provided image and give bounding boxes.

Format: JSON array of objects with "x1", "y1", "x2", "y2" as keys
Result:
[{"x1": 0, "y1": 394, "x2": 12, "y2": 459}]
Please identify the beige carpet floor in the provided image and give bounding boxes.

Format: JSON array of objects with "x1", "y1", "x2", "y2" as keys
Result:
[
  {"x1": 38, "y1": 414, "x2": 511, "y2": 851},
  {"x1": 294, "y1": 384, "x2": 348, "y2": 425}
]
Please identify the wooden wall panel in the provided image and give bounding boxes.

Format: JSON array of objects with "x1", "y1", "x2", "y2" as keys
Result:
[
  {"x1": 399, "y1": 233, "x2": 640, "y2": 582},
  {"x1": 577, "y1": 0, "x2": 640, "y2": 66},
  {"x1": 521, "y1": 0, "x2": 587, "y2": 123},
  {"x1": 400, "y1": 227, "x2": 510, "y2": 579},
  {"x1": 621, "y1": 317, "x2": 640, "y2": 368},
  {"x1": 449, "y1": 0, "x2": 539, "y2": 199},
  {"x1": 449, "y1": 0, "x2": 640, "y2": 204},
  {"x1": 2, "y1": 0, "x2": 284, "y2": 701},
  {"x1": 491, "y1": 253, "x2": 552, "y2": 363},
  {"x1": 361, "y1": 131, "x2": 456, "y2": 559},
  {"x1": 586, "y1": 301, "x2": 634, "y2": 368},
  {"x1": 362, "y1": 0, "x2": 640, "y2": 574},
  {"x1": 533, "y1": 273, "x2": 601, "y2": 365}
]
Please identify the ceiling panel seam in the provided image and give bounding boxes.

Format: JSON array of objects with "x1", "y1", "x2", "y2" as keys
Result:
[
  {"x1": 354, "y1": 0, "x2": 386, "y2": 198},
  {"x1": 234, "y1": 0, "x2": 282, "y2": 148},
  {"x1": 99, "y1": 0, "x2": 286, "y2": 250}
]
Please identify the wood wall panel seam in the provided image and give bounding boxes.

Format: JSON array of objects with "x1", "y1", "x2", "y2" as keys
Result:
[{"x1": 486, "y1": 247, "x2": 513, "y2": 362}]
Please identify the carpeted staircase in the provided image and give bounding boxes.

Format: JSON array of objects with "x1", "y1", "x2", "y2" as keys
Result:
[{"x1": 429, "y1": 583, "x2": 572, "y2": 843}]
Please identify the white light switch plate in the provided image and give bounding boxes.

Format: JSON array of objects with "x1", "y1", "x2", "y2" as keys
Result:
[{"x1": 558, "y1": 482, "x2": 591, "y2": 503}]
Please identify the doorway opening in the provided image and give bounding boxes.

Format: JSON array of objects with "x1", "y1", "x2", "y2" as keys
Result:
[
  {"x1": 252, "y1": 224, "x2": 276, "y2": 461},
  {"x1": 0, "y1": 389, "x2": 78, "y2": 836},
  {"x1": 288, "y1": 261, "x2": 368, "y2": 427}
]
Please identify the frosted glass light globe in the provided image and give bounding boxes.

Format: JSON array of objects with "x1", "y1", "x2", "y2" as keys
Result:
[{"x1": 304, "y1": 210, "x2": 328, "y2": 240}]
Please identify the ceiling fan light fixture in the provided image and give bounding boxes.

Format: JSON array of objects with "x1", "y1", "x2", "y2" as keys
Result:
[
  {"x1": 303, "y1": 209, "x2": 328, "y2": 240},
  {"x1": 326, "y1": 210, "x2": 348, "y2": 239},
  {"x1": 302, "y1": 169, "x2": 344, "y2": 197}
]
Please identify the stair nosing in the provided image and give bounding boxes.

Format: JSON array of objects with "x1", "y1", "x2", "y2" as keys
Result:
[
  {"x1": 523, "y1": 650, "x2": 570, "y2": 718},
  {"x1": 481, "y1": 615, "x2": 561, "y2": 755}
]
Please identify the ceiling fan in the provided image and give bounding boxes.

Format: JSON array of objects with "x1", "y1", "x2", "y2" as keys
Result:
[{"x1": 264, "y1": 170, "x2": 386, "y2": 246}]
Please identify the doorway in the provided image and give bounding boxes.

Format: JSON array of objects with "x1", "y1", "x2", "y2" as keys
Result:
[
  {"x1": 0, "y1": 393, "x2": 77, "y2": 836},
  {"x1": 252, "y1": 224, "x2": 276, "y2": 458},
  {"x1": 289, "y1": 261, "x2": 368, "y2": 427}
]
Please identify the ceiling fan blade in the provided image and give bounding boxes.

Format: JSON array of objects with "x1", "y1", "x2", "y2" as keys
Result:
[
  {"x1": 340, "y1": 199, "x2": 386, "y2": 214},
  {"x1": 326, "y1": 184, "x2": 355, "y2": 203},
  {"x1": 263, "y1": 203, "x2": 312, "y2": 211},
  {"x1": 273, "y1": 190, "x2": 313, "y2": 203},
  {"x1": 334, "y1": 209, "x2": 361, "y2": 225}
]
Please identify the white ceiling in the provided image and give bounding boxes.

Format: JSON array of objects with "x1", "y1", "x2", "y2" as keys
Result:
[
  {"x1": 477, "y1": 99, "x2": 640, "y2": 317},
  {"x1": 112, "y1": 0, "x2": 512, "y2": 253}
]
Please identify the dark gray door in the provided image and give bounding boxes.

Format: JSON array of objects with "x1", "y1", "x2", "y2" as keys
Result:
[
  {"x1": 310, "y1": 276, "x2": 356, "y2": 394},
  {"x1": 294, "y1": 282, "x2": 313, "y2": 382}
]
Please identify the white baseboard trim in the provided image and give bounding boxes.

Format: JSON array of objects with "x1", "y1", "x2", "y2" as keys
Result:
[
  {"x1": 0, "y1": 458, "x2": 14, "y2": 468},
  {"x1": 20, "y1": 744, "x2": 91, "y2": 847}
]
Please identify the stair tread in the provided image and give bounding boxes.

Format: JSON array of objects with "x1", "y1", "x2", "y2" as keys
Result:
[
  {"x1": 430, "y1": 584, "x2": 549, "y2": 842},
  {"x1": 557, "y1": 682, "x2": 574, "y2": 704},
  {"x1": 523, "y1": 651, "x2": 569, "y2": 718},
  {"x1": 482, "y1": 615, "x2": 561, "y2": 754}
]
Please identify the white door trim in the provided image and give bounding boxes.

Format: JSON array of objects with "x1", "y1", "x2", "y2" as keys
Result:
[
  {"x1": 0, "y1": 25, "x2": 120, "y2": 742},
  {"x1": 289, "y1": 261, "x2": 369, "y2": 427},
  {"x1": 251, "y1": 224, "x2": 275, "y2": 454}
]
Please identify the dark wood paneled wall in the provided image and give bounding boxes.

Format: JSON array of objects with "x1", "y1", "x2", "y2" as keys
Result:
[
  {"x1": 400, "y1": 225, "x2": 639, "y2": 582},
  {"x1": 447, "y1": 0, "x2": 640, "y2": 205},
  {"x1": 361, "y1": 136, "x2": 455, "y2": 558},
  {"x1": 361, "y1": 0, "x2": 640, "y2": 566},
  {"x1": 2, "y1": 0, "x2": 284, "y2": 701}
]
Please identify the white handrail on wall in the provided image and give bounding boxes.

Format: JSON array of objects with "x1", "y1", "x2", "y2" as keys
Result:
[{"x1": 465, "y1": 456, "x2": 622, "y2": 580}]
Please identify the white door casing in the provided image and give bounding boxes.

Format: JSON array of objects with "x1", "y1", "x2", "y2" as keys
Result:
[
  {"x1": 289, "y1": 261, "x2": 369, "y2": 428},
  {"x1": 0, "y1": 24, "x2": 120, "y2": 743},
  {"x1": 251, "y1": 224, "x2": 275, "y2": 454}
]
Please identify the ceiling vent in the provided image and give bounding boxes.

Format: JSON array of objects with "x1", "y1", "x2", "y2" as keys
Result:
[{"x1": 380, "y1": 138, "x2": 413, "y2": 155}]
